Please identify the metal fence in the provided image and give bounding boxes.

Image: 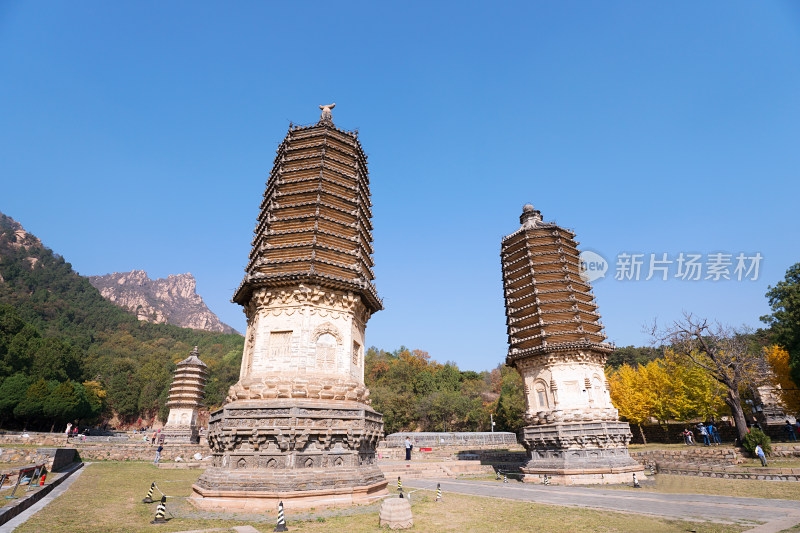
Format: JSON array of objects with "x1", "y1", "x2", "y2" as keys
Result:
[{"x1": 383, "y1": 432, "x2": 517, "y2": 448}]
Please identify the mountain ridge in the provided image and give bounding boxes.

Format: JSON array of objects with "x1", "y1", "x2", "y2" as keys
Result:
[{"x1": 88, "y1": 270, "x2": 239, "y2": 335}]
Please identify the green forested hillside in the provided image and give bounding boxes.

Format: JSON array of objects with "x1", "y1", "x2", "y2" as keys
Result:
[
  {"x1": 0, "y1": 212, "x2": 243, "y2": 430},
  {"x1": 6, "y1": 211, "x2": 693, "y2": 436},
  {"x1": 364, "y1": 347, "x2": 524, "y2": 435}
]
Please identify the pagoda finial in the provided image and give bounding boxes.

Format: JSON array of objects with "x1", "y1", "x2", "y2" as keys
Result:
[
  {"x1": 191, "y1": 345, "x2": 199, "y2": 356},
  {"x1": 520, "y1": 204, "x2": 543, "y2": 228},
  {"x1": 319, "y1": 103, "x2": 336, "y2": 125}
]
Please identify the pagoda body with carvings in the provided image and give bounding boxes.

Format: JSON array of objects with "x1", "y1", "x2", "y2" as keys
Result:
[
  {"x1": 162, "y1": 347, "x2": 208, "y2": 444},
  {"x1": 191, "y1": 105, "x2": 386, "y2": 510},
  {"x1": 501, "y1": 204, "x2": 643, "y2": 484}
]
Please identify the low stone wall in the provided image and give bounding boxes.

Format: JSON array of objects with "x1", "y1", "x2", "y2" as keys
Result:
[
  {"x1": 657, "y1": 465, "x2": 800, "y2": 481},
  {"x1": 73, "y1": 443, "x2": 209, "y2": 462},
  {"x1": 384, "y1": 432, "x2": 518, "y2": 448},
  {"x1": 771, "y1": 445, "x2": 800, "y2": 458},
  {"x1": 0, "y1": 448, "x2": 44, "y2": 466},
  {"x1": 630, "y1": 447, "x2": 745, "y2": 467},
  {"x1": 378, "y1": 444, "x2": 526, "y2": 462},
  {"x1": 33, "y1": 448, "x2": 78, "y2": 472},
  {"x1": 0, "y1": 442, "x2": 210, "y2": 463},
  {"x1": 0, "y1": 433, "x2": 65, "y2": 447}
]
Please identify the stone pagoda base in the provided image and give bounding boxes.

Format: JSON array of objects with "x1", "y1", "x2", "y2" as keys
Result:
[
  {"x1": 190, "y1": 399, "x2": 387, "y2": 511},
  {"x1": 520, "y1": 421, "x2": 644, "y2": 485},
  {"x1": 160, "y1": 425, "x2": 199, "y2": 444}
]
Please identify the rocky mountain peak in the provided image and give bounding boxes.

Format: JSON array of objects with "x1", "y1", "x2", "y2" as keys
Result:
[{"x1": 88, "y1": 271, "x2": 239, "y2": 335}]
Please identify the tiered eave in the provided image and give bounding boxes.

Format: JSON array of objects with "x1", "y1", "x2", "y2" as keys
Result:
[
  {"x1": 233, "y1": 121, "x2": 381, "y2": 313},
  {"x1": 501, "y1": 205, "x2": 613, "y2": 366}
]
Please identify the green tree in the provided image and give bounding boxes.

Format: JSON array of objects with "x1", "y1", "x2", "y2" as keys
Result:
[
  {"x1": 493, "y1": 366, "x2": 525, "y2": 433},
  {"x1": 30, "y1": 337, "x2": 83, "y2": 382},
  {"x1": 606, "y1": 345, "x2": 660, "y2": 369},
  {"x1": 14, "y1": 378, "x2": 53, "y2": 430},
  {"x1": 2, "y1": 323, "x2": 38, "y2": 377},
  {"x1": 106, "y1": 366, "x2": 140, "y2": 419},
  {"x1": 416, "y1": 389, "x2": 471, "y2": 432},
  {"x1": 44, "y1": 381, "x2": 88, "y2": 431},
  {"x1": 0, "y1": 373, "x2": 31, "y2": 427},
  {"x1": 761, "y1": 263, "x2": 800, "y2": 388}
]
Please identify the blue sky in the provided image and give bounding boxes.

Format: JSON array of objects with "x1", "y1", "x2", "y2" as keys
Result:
[{"x1": 1, "y1": 2, "x2": 799, "y2": 371}]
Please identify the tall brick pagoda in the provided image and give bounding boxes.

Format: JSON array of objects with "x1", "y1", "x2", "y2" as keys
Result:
[
  {"x1": 162, "y1": 346, "x2": 208, "y2": 444},
  {"x1": 500, "y1": 204, "x2": 642, "y2": 485},
  {"x1": 191, "y1": 105, "x2": 386, "y2": 511}
]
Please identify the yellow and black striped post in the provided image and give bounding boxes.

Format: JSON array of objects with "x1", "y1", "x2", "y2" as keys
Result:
[
  {"x1": 150, "y1": 495, "x2": 167, "y2": 524},
  {"x1": 397, "y1": 476, "x2": 402, "y2": 492},
  {"x1": 142, "y1": 482, "x2": 156, "y2": 503},
  {"x1": 435, "y1": 483, "x2": 442, "y2": 502},
  {"x1": 274, "y1": 500, "x2": 288, "y2": 532}
]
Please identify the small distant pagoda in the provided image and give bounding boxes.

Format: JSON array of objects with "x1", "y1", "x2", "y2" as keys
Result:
[
  {"x1": 162, "y1": 346, "x2": 208, "y2": 444},
  {"x1": 191, "y1": 104, "x2": 386, "y2": 511},
  {"x1": 500, "y1": 204, "x2": 643, "y2": 484}
]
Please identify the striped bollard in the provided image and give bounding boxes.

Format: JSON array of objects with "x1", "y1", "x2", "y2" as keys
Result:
[
  {"x1": 435, "y1": 483, "x2": 442, "y2": 502},
  {"x1": 397, "y1": 476, "x2": 402, "y2": 492},
  {"x1": 632, "y1": 473, "x2": 641, "y2": 488},
  {"x1": 503, "y1": 474, "x2": 508, "y2": 483},
  {"x1": 496, "y1": 471, "x2": 501, "y2": 481},
  {"x1": 150, "y1": 496, "x2": 167, "y2": 524},
  {"x1": 142, "y1": 482, "x2": 156, "y2": 503},
  {"x1": 543, "y1": 475, "x2": 550, "y2": 485},
  {"x1": 274, "y1": 500, "x2": 288, "y2": 532}
]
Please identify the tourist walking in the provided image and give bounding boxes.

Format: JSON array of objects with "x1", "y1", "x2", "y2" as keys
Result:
[
  {"x1": 154, "y1": 444, "x2": 163, "y2": 464},
  {"x1": 783, "y1": 420, "x2": 797, "y2": 442},
  {"x1": 404, "y1": 437, "x2": 413, "y2": 461},
  {"x1": 754, "y1": 444, "x2": 767, "y2": 467},
  {"x1": 697, "y1": 423, "x2": 710, "y2": 446},
  {"x1": 707, "y1": 422, "x2": 720, "y2": 445},
  {"x1": 682, "y1": 428, "x2": 694, "y2": 446}
]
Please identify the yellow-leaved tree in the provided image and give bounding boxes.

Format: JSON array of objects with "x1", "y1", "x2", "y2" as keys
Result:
[
  {"x1": 663, "y1": 351, "x2": 726, "y2": 422},
  {"x1": 764, "y1": 345, "x2": 800, "y2": 414},
  {"x1": 607, "y1": 364, "x2": 655, "y2": 443},
  {"x1": 608, "y1": 351, "x2": 727, "y2": 443}
]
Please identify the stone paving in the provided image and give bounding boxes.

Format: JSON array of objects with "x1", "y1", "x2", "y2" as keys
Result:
[{"x1": 404, "y1": 478, "x2": 800, "y2": 533}]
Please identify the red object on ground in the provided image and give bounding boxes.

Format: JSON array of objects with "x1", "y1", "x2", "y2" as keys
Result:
[
  {"x1": 39, "y1": 473, "x2": 46, "y2": 486},
  {"x1": 419, "y1": 447, "x2": 432, "y2": 452}
]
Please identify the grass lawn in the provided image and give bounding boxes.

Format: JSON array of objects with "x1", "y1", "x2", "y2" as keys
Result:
[
  {"x1": 737, "y1": 458, "x2": 800, "y2": 470},
  {"x1": 607, "y1": 474, "x2": 800, "y2": 500},
  {"x1": 14, "y1": 463, "x2": 748, "y2": 533}
]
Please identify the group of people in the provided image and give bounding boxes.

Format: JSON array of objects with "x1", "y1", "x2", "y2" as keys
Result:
[
  {"x1": 682, "y1": 421, "x2": 722, "y2": 446},
  {"x1": 64, "y1": 423, "x2": 87, "y2": 442}
]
